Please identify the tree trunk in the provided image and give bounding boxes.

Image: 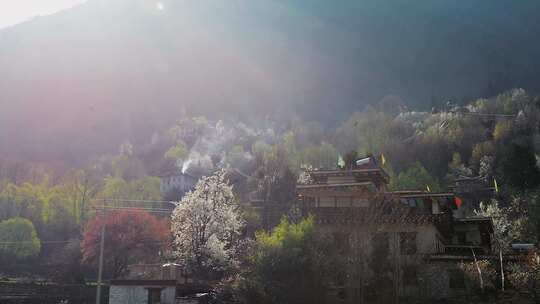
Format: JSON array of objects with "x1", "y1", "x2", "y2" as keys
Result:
[
  {"x1": 499, "y1": 248, "x2": 505, "y2": 291},
  {"x1": 471, "y1": 247, "x2": 484, "y2": 293}
]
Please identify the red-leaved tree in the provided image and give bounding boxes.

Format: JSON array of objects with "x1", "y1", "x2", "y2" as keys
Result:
[{"x1": 82, "y1": 210, "x2": 169, "y2": 278}]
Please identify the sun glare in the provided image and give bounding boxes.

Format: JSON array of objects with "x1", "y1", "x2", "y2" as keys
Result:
[{"x1": 156, "y1": 2, "x2": 164, "y2": 11}]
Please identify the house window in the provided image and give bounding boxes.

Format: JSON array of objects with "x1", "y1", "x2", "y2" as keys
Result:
[
  {"x1": 334, "y1": 232, "x2": 350, "y2": 253},
  {"x1": 336, "y1": 197, "x2": 351, "y2": 207},
  {"x1": 372, "y1": 232, "x2": 389, "y2": 253},
  {"x1": 352, "y1": 197, "x2": 369, "y2": 207},
  {"x1": 402, "y1": 266, "x2": 418, "y2": 286},
  {"x1": 448, "y1": 270, "x2": 465, "y2": 289},
  {"x1": 147, "y1": 288, "x2": 162, "y2": 304},
  {"x1": 319, "y1": 196, "x2": 335, "y2": 207},
  {"x1": 480, "y1": 231, "x2": 491, "y2": 246},
  {"x1": 382, "y1": 203, "x2": 393, "y2": 214},
  {"x1": 423, "y1": 198, "x2": 433, "y2": 213},
  {"x1": 400, "y1": 232, "x2": 417, "y2": 255},
  {"x1": 456, "y1": 231, "x2": 466, "y2": 244},
  {"x1": 337, "y1": 288, "x2": 347, "y2": 300},
  {"x1": 335, "y1": 270, "x2": 347, "y2": 286}
]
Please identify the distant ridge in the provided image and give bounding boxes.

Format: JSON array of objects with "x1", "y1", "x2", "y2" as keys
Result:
[{"x1": 2, "y1": 0, "x2": 540, "y2": 162}]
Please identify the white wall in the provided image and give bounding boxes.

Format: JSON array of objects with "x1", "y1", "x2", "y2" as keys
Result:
[{"x1": 109, "y1": 285, "x2": 176, "y2": 304}]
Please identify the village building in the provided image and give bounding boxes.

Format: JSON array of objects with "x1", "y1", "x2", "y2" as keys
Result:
[
  {"x1": 158, "y1": 162, "x2": 203, "y2": 201},
  {"x1": 288, "y1": 157, "x2": 494, "y2": 303},
  {"x1": 158, "y1": 160, "x2": 249, "y2": 202},
  {"x1": 108, "y1": 264, "x2": 210, "y2": 304},
  {"x1": 109, "y1": 280, "x2": 177, "y2": 304}
]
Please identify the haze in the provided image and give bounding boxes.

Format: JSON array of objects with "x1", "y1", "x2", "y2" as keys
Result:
[
  {"x1": 0, "y1": 0, "x2": 87, "y2": 29},
  {"x1": 2, "y1": 0, "x2": 540, "y2": 163}
]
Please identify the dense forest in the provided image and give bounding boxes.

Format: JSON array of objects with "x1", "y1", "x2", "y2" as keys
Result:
[{"x1": 2, "y1": 88, "x2": 540, "y2": 290}]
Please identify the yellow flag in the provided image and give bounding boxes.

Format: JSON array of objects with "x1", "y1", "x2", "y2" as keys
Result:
[
  {"x1": 381, "y1": 153, "x2": 386, "y2": 166},
  {"x1": 494, "y1": 178, "x2": 499, "y2": 193},
  {"x1": 426, "y1": 185, "x2": 431, "y2": 192}
]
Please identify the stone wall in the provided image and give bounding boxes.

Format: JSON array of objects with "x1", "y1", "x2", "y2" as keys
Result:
[
  {"x1": 0, "y1": 282, "x2": 108, "y2": 304},
  {"x1": 314, "y1": 223, "x2": 457, "y2": 303}
]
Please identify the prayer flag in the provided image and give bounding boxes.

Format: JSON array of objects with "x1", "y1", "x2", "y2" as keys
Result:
[{"x1": 455, "y1": 197, "x2": 463, "y2": 209}]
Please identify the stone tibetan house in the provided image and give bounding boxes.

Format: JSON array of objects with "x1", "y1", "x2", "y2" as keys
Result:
[
  {"x1": 108, "y1": 264, "x2": 210, "y2": 304},
  {"x1": 289, "y1": 157, "x2": 494, "y2": 303}
]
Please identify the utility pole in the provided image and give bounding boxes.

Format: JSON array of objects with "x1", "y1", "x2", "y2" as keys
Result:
[{"x1": 95, "y1": 199, "x2": 106, "y2": 304}]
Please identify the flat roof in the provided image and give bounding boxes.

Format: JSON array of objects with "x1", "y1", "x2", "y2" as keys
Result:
[
  {"x1": 110, "y1": 280, "x2": 177, "y2": 286},
  {"x1": 297, "y1": 182, "x2": 375, "y2": 189},
  {"x1": 392, "y1": 192, "x2": 454, "y2": 198},
  {"x1": 454, "y1": 217, "x2": 492, "y2": 222},
  {"x1": 309, "y1": 169, "x2": 384, "y2": 175}
]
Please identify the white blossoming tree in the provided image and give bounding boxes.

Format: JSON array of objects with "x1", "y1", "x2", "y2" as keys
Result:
[{"x1": 171, "y1": 170, "x2": 244, "y2": 275}]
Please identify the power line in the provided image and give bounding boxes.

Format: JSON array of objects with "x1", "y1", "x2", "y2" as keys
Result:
[
  {"x1": 87, "y1": 206, "x2": 173, "y2": 214},
  {"x1": 94, "y1": 206, "x2": 173, "y2": 213},
  {"x1": 454, "y1": 111, "x2": 516, "y2": 118},
  {"x1": 94, "y1": 198, "x2": 176, "y2": 204},
  {"x1": 0, "y1": 240, "x2": 170, "y2": 245},
  {"x1": 0, "y1": 240, "x2": 71, "y2": 244}
]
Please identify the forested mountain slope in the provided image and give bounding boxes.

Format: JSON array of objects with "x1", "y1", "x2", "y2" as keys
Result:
[{"x1": 2, "y1": 0, "x2": 540, "y2": 162}]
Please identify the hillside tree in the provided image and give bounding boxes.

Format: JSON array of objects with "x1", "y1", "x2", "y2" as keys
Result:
[
  {"x1": 82, "y1": 210, "x2": 169, "y2": 278},
  {"x1": 171, "y1": 170, "x2": 244, "y2": 276},
  {"x1": 0, "y1": 217, "x2": 41, "y2": 260}
]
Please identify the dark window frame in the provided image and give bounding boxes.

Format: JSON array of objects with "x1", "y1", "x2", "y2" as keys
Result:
[
  {"x1": 399, "y1": 232, "x2": 418, "y2": 255},
  {"x1": 147, "y1": 288, "x2": 163, "y2": 304},
  {"x1": 402, "y1": 265, "x2": 418, "y2": 287},
  {"x1": 448, "y1": 269, "x2": 465, "y2": 289},
  {"x1": 334, "y1": 232, "x2": 351, "y2": 254}
]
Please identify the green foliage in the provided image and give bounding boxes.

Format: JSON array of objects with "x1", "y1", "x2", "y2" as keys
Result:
[
  {"x1": 299, "y1": 142, "x2": 338, "y2": 169},
  {"x1": 226, "y1": 145, "x2": 249, "y2": 169},
  {"x1": 100, "y1": 176, "x2": 161, "y2": 204},
  {"x1": 471, "y1": 141, "x2": 495, "y2": 168},
  {"x1": 496, "y1": 88, "x2": 529, "y2": 115},
  {"x1": 475, "y1": 199, "x2": 528, "y2": 252},
  {"x1": 494, "y1": 121, "x2": 540, "y2": 190},
  {"x1": 255, "y1": 145, "x2": 298, "y2": 204},
  {"x1": 493, "y1": 121, "x2": 513, "y2": 142},
  {"x1": 0, "y1": 179, "x2": 79, "y2": 237},
  {"x1": 255, "y1": 216, "x2": 314, "y2": 248},
  {"x1": 335, "y1": 109, "x2": 406, "y2": 156},
  {"x1": 164, "y1": 143, "x2": 189, "y2": 161},
  {"x1": 389, "y1": 162, "x2": 441, "y2": 192},
  {"x1": 447, "y1": 152, "x2": 472, "y2": 180},
  {"x1": 3, "y1": 87, "x2": 540, "y2": 288},
  {"x1": 281, "y1": 131, "x2": 300, "y2": 171},
  {"x1": 252, "y1": 140, "x2": 272, "y2": 160},
  {"x1": 237, "y1": 216, "x2": 342, "y2": 304},
  {"x1": 111, "y1": 155, "x2": 146, "y2": 181},
  {"x1": 0, "y1": 217, "x2": 41, "y2": 260}
]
